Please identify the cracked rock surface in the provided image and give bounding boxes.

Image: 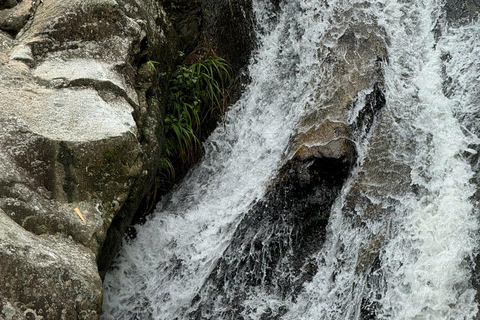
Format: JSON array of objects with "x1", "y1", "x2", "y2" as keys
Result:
[{"x1": 0, "y1": 0, "x2": 177, "y2": 318}]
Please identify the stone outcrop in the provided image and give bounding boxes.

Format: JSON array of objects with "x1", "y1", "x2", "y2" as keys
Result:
[
  {"x1": 163, "y1": 0, "x2": 255, "y2": 105},
  {"x1": 201, "y1": 0, "x2": 254, "y2": 74},
  {"x1": 0, "y1": 208, "x2": 101, "y2": 320},
  {"x1": 0, "y1": 0, "x2": 177, "y2": 318}
]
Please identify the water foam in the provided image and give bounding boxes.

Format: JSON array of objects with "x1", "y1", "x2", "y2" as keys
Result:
[{"x1": 103, "y1": 0, "x2": 480, "y2": 319}]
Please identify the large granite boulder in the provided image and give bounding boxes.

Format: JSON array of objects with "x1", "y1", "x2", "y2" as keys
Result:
[{"x1": 0, "y1": 0, "x2": 177, "y2": 318}]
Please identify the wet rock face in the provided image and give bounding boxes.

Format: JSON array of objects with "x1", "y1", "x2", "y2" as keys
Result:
[
  {"x1": 444, "y1": 0, "x2": 480, "y2": 22},
  {"x1": 186, "y1": 6, "x2": 388, "y2": 317},
  {"x1": 201, "y1": 0, "x2": 254, "y2": 73},
  {"x1": 164, "y1": 0, "x2": 254, "y2": 71},
  {"x1": 164, "y1": 0, "x2": 255, "y2": 104},
  {"x1": 189, "y1": 89, "x2": 387, "y2": 319},
  {"x1": 438, "y1": 1, "x2": 480, "y2": 317},
  {"x1": 293, "y1": 119, "x2": 356, "y2": 162},
  {"x1": 162, "y1": 0, "x2": 203, "y2": 55},
  {"x1": 191, "y1": 148, "x2": 356, "y2": 319},
  {"x1": 0, "y1": 0, "x2": 177, "y2": 318}
]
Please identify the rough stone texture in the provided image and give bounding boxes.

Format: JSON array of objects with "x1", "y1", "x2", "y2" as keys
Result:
[
  {"x1": 201, "y1": 0, "x2": 254, "y2": 73},
  {"x1": 0, "y1": 0, "x2": 177, "y2": 318},
  {"x1": 163, "y1": 0, "x2": 254, "y2": 72},
  {"x1": 0, "y1": 0, "x2": 35, "y2": 35},
  {"x1": 0, "y1": 208, "x2": 101, "y2": 320},
  {"x1": 444, "y1": 0, "x2": 480, "y2": 22},
  {"x1": 162, "y1": 0, "x2": 203, "y2": 56},
  {"x1": 99, "y1": 0, "x2": 254, "y2": 281},
  {"x1": 292, "y1": 119, "x2": 355, "y2": 162},
  {"x1": 298, "y1": 23, "x2": 386, "y2": 129},
  {"x1": 162, "y1": 0, "x2": 254, "y2": 109},
  {"x1": 95, "y1": 0, "x2": 179, "y2": 279}
]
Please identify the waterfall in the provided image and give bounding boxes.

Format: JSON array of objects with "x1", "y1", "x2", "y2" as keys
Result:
[
  {"x1": 103, "y1": 0, "x2": 480, "y2": 319},
  {"x1": 102, "y1": 0, "x2": 327, "y2": 318}
]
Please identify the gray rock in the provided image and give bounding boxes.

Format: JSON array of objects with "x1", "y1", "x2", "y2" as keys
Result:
[
  {"x1": 444, "y1": 0, "x2": 480, "y2": 23},
  {"x1": 0, "y1": 208, "x2": 102, "y2": 320},
  {"x1": 0, "y1": 0, "x2": 36, "y2": 34},
  {"x1": 0, "y1": 0, "x2": 20, "y2": 10},
  {"x1": 0, "y1": 0, "x2": 177, "y2": 318}
]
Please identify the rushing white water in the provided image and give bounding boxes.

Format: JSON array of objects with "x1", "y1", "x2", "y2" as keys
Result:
[
  {"x1": 287, "y1": 1, "x2": 480, "y2": 319},
  {"x1": 375, "y1": 2, "x2": 479, "y2": 318},
  {"x1": 103, "y1": 0, "x2": 480, "y2": 319},
  {"x1": 102, "y1": 1, "x2": 328, "y2": 319}
]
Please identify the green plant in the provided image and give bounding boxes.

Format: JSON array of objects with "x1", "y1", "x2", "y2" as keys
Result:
[
  {"x1": 159, "y1": 54, "x2": 231, "y2": 178},
  {"x1": 190, "y1": 55, "x2": 231, "y2": 116},
  {"x1": 146, "y1": 60, "x2": 159, "y2": 71}
]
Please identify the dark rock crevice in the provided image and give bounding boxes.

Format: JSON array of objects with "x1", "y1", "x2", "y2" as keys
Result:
[
  {"x1": 183, "y1": 12, "x2": 388, "y2": 312},
  {"x1": 0, "y1": 0, "x2": 20, "y2": 10},
  {"x1": 57, "y1": 142, "x2": 77, "y2": 203},
  {"x1": 94, "y1": 0, "x2": 180, "y2": 279},
  {"x1": 350, "y1": 83, "x2": 386, "y2": 139},
  {"x1": 0, "y1": 0, "x2": 40, "y2": 38},
  {"x1": 187, "y1": 81, "x2": 386, "y2": 318}
]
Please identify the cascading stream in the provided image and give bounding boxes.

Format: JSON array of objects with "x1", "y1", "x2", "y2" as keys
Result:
[
  {"x1": 103, "y1": 0, "x2": 480, "y2": 319},
  {"x1": 375, "y1": 1, "x2": 479, "y2": 318},
  {"x1": 102, "y1": 1, "x2": 328, "y2": 319}
]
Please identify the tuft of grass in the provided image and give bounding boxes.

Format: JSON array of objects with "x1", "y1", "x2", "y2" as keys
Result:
[
  {"x1": 158, "y1": 54, "x2": 231, "y2": 179},
  {"x1": 146, "y1": 60, "x2": 159, "y2": 71}
]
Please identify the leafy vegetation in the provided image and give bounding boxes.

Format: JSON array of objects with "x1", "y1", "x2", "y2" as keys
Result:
[{"x1": 159, "y1": 53, "x2": 231, "y2": 180}]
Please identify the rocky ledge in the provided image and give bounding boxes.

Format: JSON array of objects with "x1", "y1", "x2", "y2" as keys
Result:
[{"x1": 0, "y1": 0, "x2": 176, "y2": 318}]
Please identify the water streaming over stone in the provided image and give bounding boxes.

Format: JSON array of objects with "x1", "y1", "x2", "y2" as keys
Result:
[
  {"x1": 102, "y1": 0, "x2": 327, "y2": 318},
  {"x1": 102, "y1": 0, "x2": 480, "y2": 319}
]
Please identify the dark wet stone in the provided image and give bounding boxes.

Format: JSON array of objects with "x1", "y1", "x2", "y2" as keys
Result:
[
  {"x1": 189, "y1": 139, "x2": 357, "y2": 319},
  {"x1": 444, "y1": 0, "x2": 480, "y2": 23}
]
